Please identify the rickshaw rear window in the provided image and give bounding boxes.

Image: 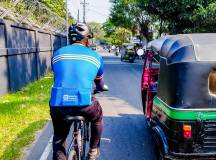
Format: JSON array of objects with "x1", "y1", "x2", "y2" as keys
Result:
[{"x1": 209, "y1": 71, "x2": 216, "y2": 95}]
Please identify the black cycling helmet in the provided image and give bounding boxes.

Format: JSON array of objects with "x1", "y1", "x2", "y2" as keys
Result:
[{"x1": 68, "y1": 23, "x2": 93, "y2": 44}]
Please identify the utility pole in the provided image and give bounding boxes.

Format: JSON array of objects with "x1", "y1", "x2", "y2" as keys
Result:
[
  {"x1": 80, "y1": 0, "x2": 88, "y2": 23},
  {"x1": 77, "y1": 9, "x2": 80, "y2": 23}
]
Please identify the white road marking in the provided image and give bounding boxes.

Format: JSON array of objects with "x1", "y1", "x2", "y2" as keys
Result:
[
  {"x1": 39, "y1": 135, "x2": 53, "y2": 160},
  {"x1": 101, "y1": 137, "x2": 112, "y2": 143}
]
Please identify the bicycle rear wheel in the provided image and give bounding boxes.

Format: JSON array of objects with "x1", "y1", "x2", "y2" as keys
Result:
[
  {"x1": 75, "y1": 124, "x2": 86, "y2": 160},
  {"x1": 81, "y1": 122, "x2": 89, "y2": 160},
  {"x1": 68, "y1": 121, "x2": 88, "y2": 160}
]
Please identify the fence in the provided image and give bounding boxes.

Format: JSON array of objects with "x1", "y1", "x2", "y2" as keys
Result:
[
  {"x1": 0, "y1": 19, "x2": 67, "y2": 96},
  {"x1": 0, "y1": 0, "x2": 67, "y2": 33}
]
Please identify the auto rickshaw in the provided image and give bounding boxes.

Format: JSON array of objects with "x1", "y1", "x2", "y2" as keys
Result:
[
  {"x1": 120, "y1": 43, "x2": 137, "y2": 63},
  {"x1": 141, "y1": 34, "x2": 216, "y2": 159}
]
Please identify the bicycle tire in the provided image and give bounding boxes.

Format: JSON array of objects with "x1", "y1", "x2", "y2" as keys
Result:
[
  {"x1": 67, "y1": 121, "x2": 89, "y2": 160},
  {"x1": 81, "y1": 123, "x2": 87, "y2": 160}
]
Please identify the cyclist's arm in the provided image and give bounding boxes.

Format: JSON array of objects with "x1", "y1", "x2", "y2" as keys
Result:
[
  {"x1": 94, "y1": 57, "x2": 105, "y2": 91},
  {"x1": 51, "y1": 50, "x2": 59, "y2": 81},
  {"x1": 51, "y1": 50, "x2": 58, "y2": 71}
]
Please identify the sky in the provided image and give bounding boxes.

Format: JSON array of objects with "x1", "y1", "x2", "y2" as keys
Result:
[{"x1": 68, "y1": 0, "x2": 112, "y2": 24}]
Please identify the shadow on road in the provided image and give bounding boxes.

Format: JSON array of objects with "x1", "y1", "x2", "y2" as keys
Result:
[{"x1": 100, "y1": 114, "x2": 156, "y2": 160}]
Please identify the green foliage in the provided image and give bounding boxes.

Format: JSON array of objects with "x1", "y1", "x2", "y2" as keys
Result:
[
  {"x1": 146, "y1": 0, "x2": 216, "y2": 34},
  {"x1": 0, "y1": 74, "x2": 53, "y2": 159},
  {"x1": 40, "y1": 0, "x2": 73, "y2": 24},
  {"x1": 192, "y1": 2, "x2": 216, "y2": 32},
  {"x1": 102, "y1": 19, "x2": 132, "y2": 45},
  {"x1": 110, "y1": 0, "x2": 216, "y2": 37},
  {"x1": 1, "y1": 0, "x2": 71, "y2": 32},
  {"x1": 147, "y1": 0, "x2": 197, "y2": 34},
  {"x1": 110, "y1": 0, "x2": 136, "y2": 30},
  {"x1": 39, "y1": 0, "x2": 66, "y2": 18},
  {"x1": 110, "y1": 0, "x2": 152, "y2": 40},
  {"x1": 88, "y1": 22, "x2": 106, "y2": 42},
  {"x1": 102, "y1": 19, "x2": 116, "y2": 36},
  {"x1": 106, "y1": 27, "x2": 132, "y2": 45}
]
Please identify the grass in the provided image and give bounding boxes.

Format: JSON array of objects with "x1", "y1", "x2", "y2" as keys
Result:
[{"x1": 0, "y1": 73, "x2": 53, "y2": 160}]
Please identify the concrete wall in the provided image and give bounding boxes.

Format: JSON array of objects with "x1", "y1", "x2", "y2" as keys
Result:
[{"x1": 0, "y1": 19, "x2": 67, "y2": 96}]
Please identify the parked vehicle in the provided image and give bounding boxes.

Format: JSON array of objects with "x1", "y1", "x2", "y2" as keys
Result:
[
  {"x1": 120, "y1": 43, "x2": 137, "y2": 63},
  {"x1": 141, "y1": 34, "x2": 216, "y2": 160}
]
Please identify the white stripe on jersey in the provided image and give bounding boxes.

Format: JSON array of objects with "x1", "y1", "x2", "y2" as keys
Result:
[
  {"x1": 53, "y1": 54, "x2": 100, "y2": 67},
  {"x1": 52, "y1": 56, "x2": 100, "y2": 69}
]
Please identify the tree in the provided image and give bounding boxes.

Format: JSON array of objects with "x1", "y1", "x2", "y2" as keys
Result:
[
  {"x1": 106, "y1": 27, "x2": 132, "y2": 45},
  {"x1": 39, "y1": 0, "x2": 73, "y2": 24},
  {"x1": 102, "y1": 19, "x2": 116, "y2": 37},
  {"x1": 146, "y1": 0, "x2": 216, "y2": 34},
  {"x1": 110, "y1": 0, "x2": 152, "y2": 41},
  {"x1": 192, "y1": 2, "x2": 216, "y2": 32},
  {"x1": 102, "y1": 19, "x2": 132, "y2": 45},
  {"x1": 110, "y1": 0, "x2": 216, "y2": 39},
  {"x1": 88, "y1": 22, "x2": 106, "y2": 43},
  {"x1": 39, "y1": 0, "x2": 66, "y2": 18}
]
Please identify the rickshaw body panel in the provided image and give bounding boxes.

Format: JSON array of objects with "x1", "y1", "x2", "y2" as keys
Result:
[
  {"x1": 151, "y1": 98, "x2": 216, "y2": 159},
  {"x1": 141, "y1": 68, "x2": 159, "y2": 91}
]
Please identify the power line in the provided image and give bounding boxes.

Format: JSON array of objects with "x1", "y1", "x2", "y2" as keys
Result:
[
  {"x1": 87, "y1": 8, "x2": 109, "y2": 17},
  {"x1": 88, "y1": 4, "x2": 110, "y2": 8}
]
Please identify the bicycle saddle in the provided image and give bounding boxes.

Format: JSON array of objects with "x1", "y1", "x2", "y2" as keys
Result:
[{"x1": 64, "y1": 116, "x2": 85, "y2": 122}]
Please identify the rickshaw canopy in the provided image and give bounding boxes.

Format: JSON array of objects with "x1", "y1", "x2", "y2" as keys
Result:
[
  {"x1": 147, "y1": 33, "x2": 216, "y2": 109},
  {"x1": 148, "y1": 34, "x2": 216, "y2": 65}
]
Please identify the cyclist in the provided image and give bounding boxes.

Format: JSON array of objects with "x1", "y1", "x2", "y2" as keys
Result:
[{"x1": 49, "y1": 23, "x2": 108, "y2": 160}]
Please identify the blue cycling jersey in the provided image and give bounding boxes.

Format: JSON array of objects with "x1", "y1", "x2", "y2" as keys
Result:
[{"x1": 49, "y1": 43, "x2": 104, "y2": 107}]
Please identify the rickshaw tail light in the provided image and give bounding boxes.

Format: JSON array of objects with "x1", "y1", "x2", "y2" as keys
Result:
[{"x1": 183, "y1": 125, "x2": 192, "y2": 140}]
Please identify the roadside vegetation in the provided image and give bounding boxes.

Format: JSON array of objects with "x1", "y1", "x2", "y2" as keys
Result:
[
  {"x1": 1, "y1": 0, "x2": 67, "y2": 19},
  {"x1": 0, "y1": 0, "x2": 72, "y2": 32},
  {"x1": 0, "y1": 74, "x2": 53, "y2": 160},
  {"x1": 105, "y1": 0, "x2": 216, "y2": 43}
]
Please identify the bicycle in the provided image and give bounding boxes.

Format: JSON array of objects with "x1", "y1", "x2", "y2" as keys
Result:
[
  {"x1": 65, "y1": 116, "x2": 90, "y2": 160},
  {"x1": 66, "y1": 87, "x2": 109, "y2": 160}
]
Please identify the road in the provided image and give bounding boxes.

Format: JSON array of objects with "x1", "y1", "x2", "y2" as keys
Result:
[{"x1": 25, "y1": 52, "x2": 156, "y2": 160}]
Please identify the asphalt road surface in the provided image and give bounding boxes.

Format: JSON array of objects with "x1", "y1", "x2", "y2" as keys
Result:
[{"x1": 25, "y1": 52, "x2": 156, "y2": 160}]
